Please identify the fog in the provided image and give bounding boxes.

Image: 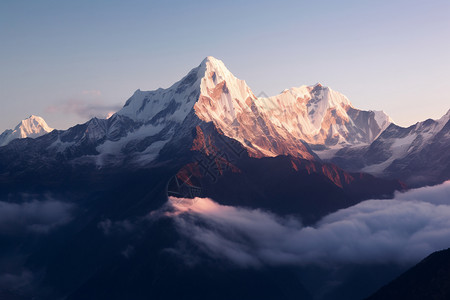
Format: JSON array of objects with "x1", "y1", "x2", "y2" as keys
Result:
[{"x1": 168, "y1": 181, "x2": 450, "y2": 267}]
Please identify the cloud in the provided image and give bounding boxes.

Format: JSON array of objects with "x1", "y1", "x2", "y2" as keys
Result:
[
  {"x1": 0, "y1": 200, "x2": 74, "y2": 234},
  {"x1": 98, "y1": 218, "x2": 135, "y2": 236},
  {"x1": 168, "y1": 181, "x2": 450, "y2": 267},
  {"x1": 394, "y1": 181, "x2": 450, "y2": 204},
  {"x1": 0, "y1": 270, "x2": 34, "y2": 291},
  {"x1": 46, "y1": 98, "x2": 122, "y2": 119}
]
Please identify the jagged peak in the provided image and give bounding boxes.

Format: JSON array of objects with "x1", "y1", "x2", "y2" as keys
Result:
[
  {"x1": 200, "y1": 56, "x2": 231, "y2": 73},
  {"x1": 200, "y1": 56, "x2": 224, "y2": 66},
  {"x1": 198, "y1": 56, "x2": 240, "y2": 85},
  {"x1": 435, "y1": 108, "x2": 450, "y2": 126},
  {"x1": 0, "y1": 115, "x2": 53, "y2": 146},
  {"x1": 16, "y1": 115, "x2": 53, "y2": 132},
  {"x1": 444, "y1": 109, "x2": 450, "y2": 118},
  {"x1": 277, "y1": 83, "x2": 351, "y2": 110},
  {"x1": 20, "y1": 115, "x2": 44, "y2": 124}
]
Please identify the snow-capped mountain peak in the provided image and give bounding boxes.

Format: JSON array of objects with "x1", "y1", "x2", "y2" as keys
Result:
[
  {"x1": 114, "y1": 56, "x2": 393, "y2": 160},
  {"x1": 0, "y1": 115, "x2": 54, "y2": 146},
  {"x1": 195, "y1": 57, "x2": 255, "y2": 126},
  {"x1": 18, "y1": 115, "x2": 53, "y2": 137},
  {"x1": 195, "y1": 60, "x2": 391, "y2": 151},
  {"x1": 116, "y1": 56, "x2": 254, "y2": 124},
  {"x1": 259, "y1": 83, "x2": 354, "y2": 133}
]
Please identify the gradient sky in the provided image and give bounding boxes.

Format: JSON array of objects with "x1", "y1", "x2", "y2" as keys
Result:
[{"x1": 1, "y1": 0, "x2": 449, "y2": 130}]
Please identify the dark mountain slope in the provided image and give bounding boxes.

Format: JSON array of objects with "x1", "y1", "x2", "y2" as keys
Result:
[{"x1": 367, "y1": 248, "x2": 450, "y2": 300}]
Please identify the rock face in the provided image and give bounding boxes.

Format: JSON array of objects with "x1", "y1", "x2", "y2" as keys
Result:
[
  {"x1": 192, "y1": 58, "x2": 391, "y2": 156},
  {"x1": 0, "y1": 115, "x2": 53, "y2": 146},
  {"x1": 326, "y1": 110, "x2": 450, "y2": 186},
  {"x1": 170, "y1": 123, "x2": 404, "y2": 225}
]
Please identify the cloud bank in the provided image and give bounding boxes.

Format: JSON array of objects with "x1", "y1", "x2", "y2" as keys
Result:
[
  {"x1": 168, "y1": 181, "x2": 450, "y2": 267},
  {"x1": 0, "y1": 200, "x2": 74, "y2": 234}
]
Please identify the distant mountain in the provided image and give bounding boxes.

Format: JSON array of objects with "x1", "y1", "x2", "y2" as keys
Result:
[
  {"x1": 367, "y1": 248, "x2": 450, "y2": 300},
  {"x1": 0, "y1": 115, "x2": 53, "y2": 146},
  {"x1": 322, "y1": 110, "x2": 450, "y2": 186}
]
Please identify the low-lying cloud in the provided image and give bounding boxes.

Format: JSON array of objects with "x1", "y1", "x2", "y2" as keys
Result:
[
  {"x1": 0, "y1": 200, "x2": 74, "y2": 234},
  {"x1": 168, "y1": 181, "x2": 450, "y2": 267},
  {"x1": 98, "y1": 218, "x2": 135, "y2": 236},
  {"x1": 0, "y1": 269, "x2": 34, "y2": 292},
  {"x1": 46, "y1": 99, "x2": 122, "y2": 119}
]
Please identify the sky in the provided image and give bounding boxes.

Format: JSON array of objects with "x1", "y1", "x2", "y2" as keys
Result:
[{"x1": 1, "y1": 0, "x2": 449, "y2": 130}]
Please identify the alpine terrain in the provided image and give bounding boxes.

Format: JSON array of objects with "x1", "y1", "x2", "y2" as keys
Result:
[
  {"x1": 322, "y1": 109, "x2": 450, "y2": 186},
  {"x1": 0, "y1": 56, "x2": 448, "y2": 300}
]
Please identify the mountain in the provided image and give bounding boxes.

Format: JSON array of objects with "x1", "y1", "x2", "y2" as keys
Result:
[
  {"x1": 0, "y1": 57, "x2": 400, "y2": 179},
  {"x1": 323, "y1": 109, "x2": 450, "y2": 186},
  {"x1": 116, "y1": 56, "x2": 316, "y2": 160},
  {"x1": 251, "y1": 83, "x2": 391, "y2": 147},
  {"x1": 0, "y1": 115, "x2": 53, "y2": 146},
  {"x1": 0, "y1": 57, "x2": 403, "y2": 220},
  {"x1": 0, "y1": 56, "x2": 432, "y2": 300},
  {"x1": 170, "y1": 122, "x2": 403, "y2": 225},
  {"x1": 366, "y1": 248, "x2": 450, "y2": 300},
  {"x1": 119, "y1": 57, "x2": 391, "y2": 158}
]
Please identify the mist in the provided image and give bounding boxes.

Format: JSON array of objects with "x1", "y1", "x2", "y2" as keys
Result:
[
  {"x1": 168, "y1": 181, "x2": 450, "y2": 267},
  {"x1": 0, "y1": 199, "x2": 74, "y2": 234}
]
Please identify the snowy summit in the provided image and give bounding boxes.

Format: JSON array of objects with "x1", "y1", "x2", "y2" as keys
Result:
[{"x1": 0, "y1": 115, "x2": 54, "y2": 146}]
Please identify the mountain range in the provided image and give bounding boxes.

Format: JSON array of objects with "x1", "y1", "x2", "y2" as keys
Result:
[
  {"x1": 322, "y1": 109, "x2": 450, "y2": 187},
  {"x1": 2, "y1": 57, "x2": 447, "y2": 186},
  {"x1": 0, "y1": 56, "x2": 448, "y2": 300}
]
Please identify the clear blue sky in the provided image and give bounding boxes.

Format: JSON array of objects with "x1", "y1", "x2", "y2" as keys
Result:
[{"x1": 1, "y1": 0, "x2": 449, "y2": 130}]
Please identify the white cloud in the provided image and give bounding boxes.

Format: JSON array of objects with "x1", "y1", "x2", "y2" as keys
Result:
[
  {"x1": 168, "y1": 181, "x2": 450, "y2": 267},
  {"x1": 97, "y1": 218, "x2": 135, "y2": 236},
  {"x1": 0, "y1": 200, "x2": 74, "y2": 234},
  {"x1": 46, "y1": 99, "x2": 122, "y2": 119}
]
